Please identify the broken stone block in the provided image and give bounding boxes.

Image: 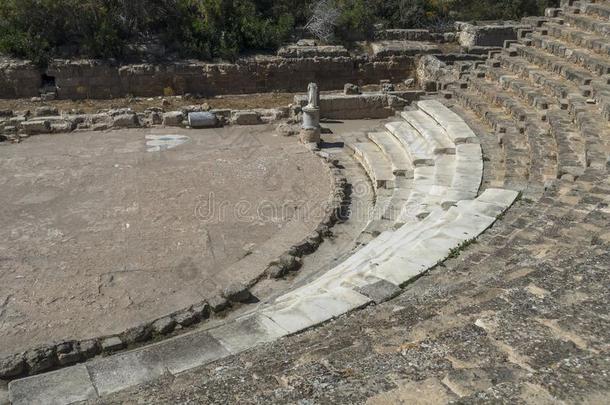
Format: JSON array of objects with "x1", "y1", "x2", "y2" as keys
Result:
[
  {"x1": 152, "y1": 317, "x2": 176, "y2": 335},
  {"x1": 113, "y1": 113, "x2": 139, "y2": 128},
  {"x1": 163, "y1": 111, "x2": 184, "y2": 126},
  {"x1": 101, "y1": 336, "x2": 124, "y2": 353},
  {"x1": 21, "y1": 120, "x2": 51, "y2": 135},
  {"x1": 34, "y1": 106, "x2": 59, "y2": 117},
  {"x1": 344, "y1": 83, "x2": 361, "y2": 95},
  {"x1": 222, "y1": 282, "x2": 253, "y2": 303},
  {"x1": 231, "y1": 110, "x2": 261, "y2": 125},
  {"x1": 25, "y1": 346, "x2": 56, "y2": 374},
  {"x1": 0, "y1": 354, "x2": 26, "y2": 379}
]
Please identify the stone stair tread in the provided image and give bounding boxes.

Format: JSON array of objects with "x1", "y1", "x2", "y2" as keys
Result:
[
  {"x1": 385, "y1": 121, "x2": 435, "y2": 166},
  {"x1": 561, "y1": 10, "x2": 610, "y2": 38},
  {"x1": 307, "y1": 188, "x2": 518, "y2": 290},
  {"x1": 350, "y1": 142, "x2": 395, "y2": 189},
  {"x1": 400, "y1": 110, "x2": 456, "y2": 154},
  {"x1": 531, "y1": 30, "x2": 610, "y2": 76},
  {"x1": 367, "y1": 131, "x2": 413, "y2": 176},
  {"x1": 416, "y1": 99, "x2": 478, "y2": 144}
]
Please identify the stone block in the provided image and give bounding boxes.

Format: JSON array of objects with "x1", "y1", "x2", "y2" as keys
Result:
[
  {"x1": 8, "y1": 365, "x2": 97, "y2": 405},
  {"x1": 344, "y1": 83, "x2": 361, "y2": 95},
  {"x1": 231, "y1": 110, "x2": 261, "y2": 125},
  {"x1": 208, "y1": 314, "x2": 288, "y2": 354},
  {"x1": 371, "y1": 41, "x2": 440, "y2": 58},
  {"x1": 112, "y1": 113, "x2": 139, "y2": 128},
  {"x1": 21, "y1": 120, "x2": 51, "y2": 135},
  {"x1": 34, "y1": 106, "x2": 59, "y2": 117},
  {"x1": 300, "y1": 127, "x2": 321, "y2": 144},
  {"x1": 163, "y1": 111, "x2": 184, "y2": 126}
]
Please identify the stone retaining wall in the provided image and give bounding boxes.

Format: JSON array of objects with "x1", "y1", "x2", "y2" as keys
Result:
[
  {"x1": 294, "y1": 91, "x2": 424, "y2": 119},
  {"x1": 0, "y1": 55, "x2": 417, "y2": 100},
  {"x1": 456, "y1": 21, "x2": 529, "y2": 48}
]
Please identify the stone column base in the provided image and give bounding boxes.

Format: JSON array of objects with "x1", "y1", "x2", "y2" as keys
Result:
[{"x1": 299, "y1": 127, "x2": 321, "y2": 144}]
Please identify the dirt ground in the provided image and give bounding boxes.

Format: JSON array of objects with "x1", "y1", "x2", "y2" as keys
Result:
[{"x1": 0, "y1": 124, "x2": 332, "y2": 357}]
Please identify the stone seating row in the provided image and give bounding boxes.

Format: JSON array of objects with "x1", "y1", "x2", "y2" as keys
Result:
[
  {"x1": 584, "y1": 0, "x2": 610, "y2": 19},
  {"x1": 561, "y1": 8, "x2": 610, "y2": 37},
  {"x1": 466, "y1": 72, "x2": 557, "y2": 185},
  {"x1": 484, "y1": 63, "x2": 588, "y2": 174},
  {"x1": 346, "y1": 101, "x2": 484, "y2": 238},
  {"x1": 385, "y1": 101, "x2": 483, "y2": 224},
  {"x1": 497, "y1": 51, "x2": 609, "y2": 167},
  {"x1": 349, "y1": 142, "x2": 395, "y2": 189},
  {"x1": 544, "y1": 20, "x2": 610, "y2": 57},
  {"x1": 273, "y1": 188, "x2": 519, "y2": 304},
  {"x1": 451, "y1": 88, "x2": 537, "y2": 194}
]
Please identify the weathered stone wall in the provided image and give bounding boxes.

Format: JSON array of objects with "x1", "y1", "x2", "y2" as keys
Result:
[
  {"x1": 0, "y1": 55, "x2": 417, "y2": 100},
  {"x1": 294, "y1": 91, "x2": 423, "y2": 119},
  {"x1": 0, "y1": 59, "x2": 42, "y2": 98},
  {"x1": 456, "y1": 21, "x2": 528, "y2": 48},
  {"x1": 416, "y1": 54, "x2": 486, "y2": 92}
]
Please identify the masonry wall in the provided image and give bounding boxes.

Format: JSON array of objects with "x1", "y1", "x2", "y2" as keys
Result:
[{"x1": 0, "y1": 55, "x2": 416, "y2": 100}]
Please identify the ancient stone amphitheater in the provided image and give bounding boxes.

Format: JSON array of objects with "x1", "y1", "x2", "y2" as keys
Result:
[{"x1": 1, "y1": 1, "x2": 609, "y2": 404}]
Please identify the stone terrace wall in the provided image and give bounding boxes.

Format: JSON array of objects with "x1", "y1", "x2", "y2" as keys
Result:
[
  {"x1": 0, "y1": 59, "x2": 42, "y2": 98},
  {"x1": 0, "y1": 55, "x2": 417, "y2": 100}
]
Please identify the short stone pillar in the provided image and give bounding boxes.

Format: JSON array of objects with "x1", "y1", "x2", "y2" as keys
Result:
[
  {"x1": 300, "y1": 83, "x2": 321, "y2": 144},
  {"x1": 302, "y1": 106, "x2": 320, "y2": 129}
]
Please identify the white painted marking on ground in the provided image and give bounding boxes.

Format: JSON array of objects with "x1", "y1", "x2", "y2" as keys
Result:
[{"x1": 145, "y1": 135, "x2": 190, "y2": 152}]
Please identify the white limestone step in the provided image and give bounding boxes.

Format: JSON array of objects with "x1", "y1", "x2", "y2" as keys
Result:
[
  {"x1": 350, "y1": 142, "x2": 395, "y2": 189},
  {"x1": 416, "y1": 100, "x2": 479, "y2": 144},
  {"x1": 395, "y1": 155, "x2": 455, "y2": 224},
  {"x1": 260, "y1": 287, "x2": 371, "y2": 335},
  {"x1": 400, "y1": 110, "x2": 456, "y2": 154},
  {"x1": 385, "y1": 121, "x2": 435, "y2": 166},
  {"x1": 291, "y1": 188, "x2": 518, "y2": 292},
  {"x1": 367, "y1": 131, "x2": 413, "y2": 176},
  {"x1": 441, "y1": 143, "x2": 483, "y2": 207}
]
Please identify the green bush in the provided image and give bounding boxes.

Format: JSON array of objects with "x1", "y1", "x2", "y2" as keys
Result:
[{"x1": 0, "y1": 0, "x2": 560, "y2": 65}]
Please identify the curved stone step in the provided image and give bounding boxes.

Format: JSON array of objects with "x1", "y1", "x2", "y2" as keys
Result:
[
  {"x1": 395, "y1": 155, "x2": 454, "y2": 225},
  {"x1": 584, "y1": 1, "x2": 610, "y2": 19},
  {"x1": 544, "y1": 20, "x2": 610, "y2": 58},
  {"x1": 400, "y1": 110, "x2": 456, "y2": 154},
  {"x1": 348, "y1": 142, "x2": 395, "y2": 189},
  {"x1": 531, "y1": 30, "x2": 610, "y2": 76},
  {"x1": 385, "y1": 121, "x2": 435, "y2": 166},
  {"x1": 416, "y1": 99, "x2": 478, "y2": 144},
  {"x1": 367, "y1": 131, "x2": 412, "y2": 176},
  {"x1": 561, "y1": 11, "x2": 610, "y2": 38},
  {"x1": 513, "y1": 43, "x2": 594, "y2": 87},
  {"x1": 443, "y1": 143, "x2": 483, "y2": 206},
  {"x1": 298, "y1": 188, "x2": 519, "y2": 292}
]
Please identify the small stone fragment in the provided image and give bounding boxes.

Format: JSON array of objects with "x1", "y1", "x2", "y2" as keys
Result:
[
  {"x1": 163, "y1": 111, "x2": 184, "y2": 126},
  {"x1": 152, "y1": 317, "x2": 176, "y2": 335},
  {"x1": 344, "y1": 83, "x2": 361, "y2": 95},
  {"x1": 0, "y1": 354, "x2": 26, "y2": 379},
  {"x1": 25, "y1": 346, "x2": 56, "y2": 374},
  {"x1": 174, "y1": 308, "x2": 199, "y2": 327},
  {"x1": 208, "y1": 295, "x2": 231, "y2": 313},
  {"x1": 101, "y1": 336, "x2": 124, "y2": 353},
  {"x1": 222, "y1": 282, "x2": 253, "y2": 303}
]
